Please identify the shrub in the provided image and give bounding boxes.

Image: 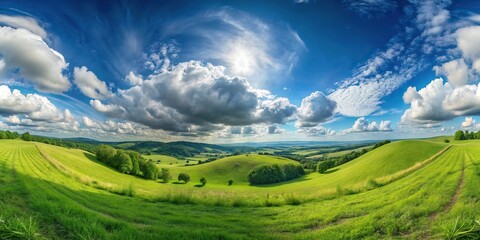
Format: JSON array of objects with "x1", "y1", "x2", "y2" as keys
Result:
[
  {"x1": 142, "y1": 161, "x2": 159, "y2": 180},
  {"x1": 200, "y1": 177, "x2": 207, "y2": 186},
  {"x1": 178, "y1": 173, "x2": 190, "y2": 183},
  {"x1": 159, "y1": 168, "x2": 172, "y2": 183},
  {"x1": 317, "y1": 161, "x2": 333, "y2": 173},
  {"x1": 248, "y1": 164, "x2": 305, "y2": 185},
  {"x1": 228, "y1": 179, "x2": 233, "y2": 186},
  {"x1": 444, "y1": 139, "x2": 450, "y2": 143}
]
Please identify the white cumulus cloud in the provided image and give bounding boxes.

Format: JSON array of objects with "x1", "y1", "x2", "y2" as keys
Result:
[
  {"x1": 461, "y1": 117, "x2": 475, "y2": 128},
  {"x1": 91, "y1": 61, "x2": 297, "y2": 135},
  {"x1": 0, "y1": 14, "x2": 47, "y2": 39},
  {"x1": 297, "y1": 91, "x2": 336, "y2": 127},
  {"x1": 73, "y1": 66, "x2": 111, "y2": 99},
  {"x1": 0, "y1": 26, "x2": 70, "y2": 93},
  {"x1": 344, "y1": 117, "x2": 392, "y2": 133}
]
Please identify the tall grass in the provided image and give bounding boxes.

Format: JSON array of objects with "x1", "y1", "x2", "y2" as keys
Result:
[
  {"x1": 437, "y1": 217, "x2": 480, "y2": 239},
  {"x1": 0, "y1": 216, "x2": 43, "y2": 240}
]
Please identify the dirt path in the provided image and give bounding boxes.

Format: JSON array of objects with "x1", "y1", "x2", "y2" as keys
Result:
[{"x1": 429, "y1": 155, "x2": 466, "y2": 221}]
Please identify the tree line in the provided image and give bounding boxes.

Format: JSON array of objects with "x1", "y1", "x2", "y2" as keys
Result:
[
  {"x1": 19, "y1": 132, "x2": 97, "y2": 152},
  {"x1": 0, "y1": 130, "x2": 97, "y2": 153},
  {"x1": 247, "y1": 163, "x2": 305, "y2": 185},
  {"x1": 454, "y1": 130, "x2": 480, "y2": 140},
  {"x1": 95, "y1": 144, "x2": 159, "y2": 180},
  {"x1": 0, "y1": 130, "x2": 19, "y2": 139}
]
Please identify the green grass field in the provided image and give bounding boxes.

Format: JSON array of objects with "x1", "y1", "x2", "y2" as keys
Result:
[
  {"x1": 1, "y1": 138, "x2": 479, "y2": 239},
  {"x1": 319, "y1": 145, "x2": 372, "y2": 158}
]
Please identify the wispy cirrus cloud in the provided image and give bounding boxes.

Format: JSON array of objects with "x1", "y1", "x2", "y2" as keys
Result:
[
  {"x1": 161, "y1": 7, "x2": 306, "y2": 87},
  {"x1": 330, "y1": 0, "x2": 456, "y2": 118}
]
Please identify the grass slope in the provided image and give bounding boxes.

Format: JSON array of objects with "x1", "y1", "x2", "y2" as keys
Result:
[
  {"x1": 260, "y1": 140, "x2": 447, "y2": 194},
  {"x1": 1, "y1": 138, "x2": 478, "y2": 239},
  {"x1": 31, "y1": 139, "x2": 447, "y2": 195},
  {"x1": 164, "y1": 154, "x2": 299, "y2": 185}
]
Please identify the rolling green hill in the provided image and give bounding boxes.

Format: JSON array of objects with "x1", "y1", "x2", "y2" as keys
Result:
[
  {"x1": 163, "y1": 154, "x2": 300, "y2": 185},
  {"x1": 1, "y1": 138, "x2": 479, "y2": 239},
  {"x1": 113, "y1": 140, "x2": 253, "y2": 157}
]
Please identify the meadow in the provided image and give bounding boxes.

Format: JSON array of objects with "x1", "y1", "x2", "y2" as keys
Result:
[{"x1": 1, "y1": 138, "x2": 479, "y2": 239}]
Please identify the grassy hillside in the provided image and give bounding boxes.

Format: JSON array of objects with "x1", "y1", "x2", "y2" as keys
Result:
[
  {"x1": 163, "y1": 154, "x2": 299, "y2": 185},
  {"x1": 32, "y1": 139, "x2": 447, "y2": 194},
  {"x1": 113, "y1": 140, "x2": 252, "y2": 157},
  {"x1": 1, "y1": 138, "x2": 479, "y2": 239},
  {"x1": 257, "y1": 140, "x2": 447, "y2": 194}
]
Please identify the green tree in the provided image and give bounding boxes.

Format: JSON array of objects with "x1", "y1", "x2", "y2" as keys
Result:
[
  {"x1": 11, "y1": 131, "x2": 19, "y2": 139},
  {"x1": 5, "y1": 131, "x2": 14, "y2": 139},
  {"x1": 159, "y1": 168, "x2": 172, "y2": 183},
  {"x1": 95, "y1": 145, "x2": 117, "y2": 163},
  {"x1": 128, "y1": 152, "x2": 141, "y2": 176},
  {"x1": 454, "y1": 130, "x2": 466, "y2": 140},
  {"x1": 317, "y1": 161, "x2": 332, "y2": 173},
  {"x1": 115, "y1": 151, "x2": 133, "y2": 174},
  {"x1": 21, "y1": 132, "x2": 32, "y2": 141},
  {"x1": 247, "y1": 164, "x2": 297, "y2": 185},
  {"x1": 0, "y1": 131, "x2": 7, "y2": 139},
  {"x1": 143, "y1": 161, "x2": 158, "y2": 180},
  {"x1": 178, "y1": 173, "x2": 190, "y2": 183},
  {"x1": 200, "y1": 176, "x2": 207, "y2": 186}
]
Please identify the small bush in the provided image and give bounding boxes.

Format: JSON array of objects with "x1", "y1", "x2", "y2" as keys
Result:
[
  {"x1": 317, "y1": 161, "x2": 333, "y2": 173},
  {"x1": 159, "y1": 168, "x2": 172, "y2": 183},
  {"x1": 228, "y1": 179, "x2": 233, "y2": 186},
  {"x1": 444, "y1": 139, "x2": 450, "y2": 143},
  {"x1": 200, "y1": 177, "x2": 207, "y2": 186},
  {"x1": 178, "y1": 173, "x2": 190, "y2": 183}
]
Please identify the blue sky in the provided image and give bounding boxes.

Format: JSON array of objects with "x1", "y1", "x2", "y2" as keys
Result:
[{"x1": 0, "y1": 0, "x2": 480, "y2": 142}]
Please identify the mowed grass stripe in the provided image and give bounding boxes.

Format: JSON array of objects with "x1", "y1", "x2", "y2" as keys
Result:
[
  {"x1": 430, "y1": 144, "x2": 480, "y2": 235},
  {"x1": 15, "y1": 142, "x2": 148, "y2": 227},
  {"x1": 1, "y1": 141, "x2": 271, "y2": 239},
  {"x1": 268, "y1": 146, "x2": 463, "y2": 239},
  {"x1": 7, "y1": 142, "x2": 129, "y2": 238},
  {"x1": 314, "y1": 146, "x2": 461, "y2": 238},
  {"x1": 1, "y1": 139, "x2": 476, "y2": 239}
]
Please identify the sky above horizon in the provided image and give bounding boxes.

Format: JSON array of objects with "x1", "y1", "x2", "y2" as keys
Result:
[{"x1": 0, "y1": 0, "x2": 480, "y2": 143}]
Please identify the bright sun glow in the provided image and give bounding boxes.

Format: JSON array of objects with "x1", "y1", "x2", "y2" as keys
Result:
[{"x1": 227, "y1": 44, "x2": 255, "y2": 76}]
